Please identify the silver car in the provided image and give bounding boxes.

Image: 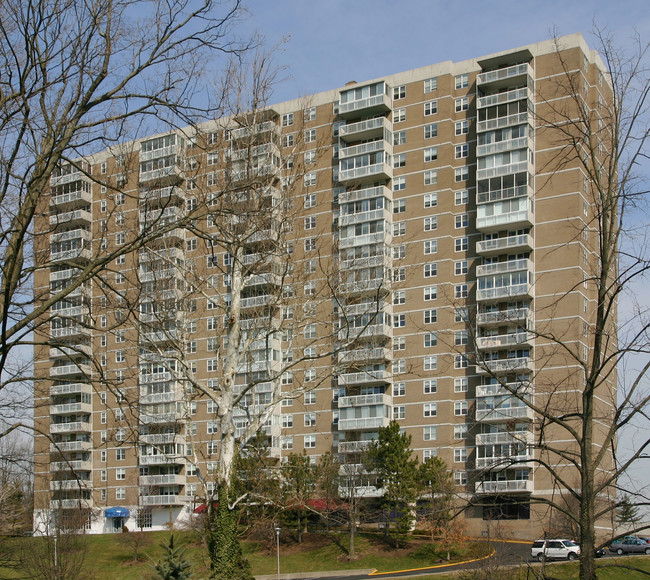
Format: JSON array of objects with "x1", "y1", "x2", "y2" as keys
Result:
[{"x1": 609, "y1": 538, "x2": 650, "y2": 555}]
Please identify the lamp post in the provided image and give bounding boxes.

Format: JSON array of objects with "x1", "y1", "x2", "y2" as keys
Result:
[{"x1": 274, "y1": 525, "x2": 281, "y2": 579}]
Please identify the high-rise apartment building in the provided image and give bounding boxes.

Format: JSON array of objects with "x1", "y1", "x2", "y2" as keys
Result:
[{"x1": 33, "y1": 33, "x2": 615, "y2": 539}]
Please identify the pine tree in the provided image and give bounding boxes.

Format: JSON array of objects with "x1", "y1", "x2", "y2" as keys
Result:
[
  {"x1": 617, "y1": 495, "x2": 641, "y2": 525},
  {"x1": 152, "y1": 534, "x2": 192, "y2": 580}
]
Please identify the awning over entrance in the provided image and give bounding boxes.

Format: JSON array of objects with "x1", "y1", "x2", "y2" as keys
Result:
[{"x1": 105, "y1": 507, "x2": 130, "y2": 518}]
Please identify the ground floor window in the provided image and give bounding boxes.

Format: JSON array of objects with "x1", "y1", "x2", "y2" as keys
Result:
[
  {"x1": 482, "y1": 498, "x2": 530, "y2": 520},
  {"x1": 136, "y1": 509, "x2": 153, "y2": 529}
]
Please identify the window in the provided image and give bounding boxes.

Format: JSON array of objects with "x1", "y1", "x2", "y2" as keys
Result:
[
  {"x1": 455, "y1": 284, "x2": 468, "y2": 299},
  {"x1": 393, "y1": 176, "x2": 406, "y2": 191},
  {"x1": 101, "y1": 450, "x2": 107, "y2": 462},
  {"x1": 455, "y1": 307, "x2": 468, "y2": 323},
  {"x1": 281, "y1": 372, "x2": 293, "y2": 385},
  {"x1": 455, "y1": 237, "x2": 468, "y2": 252},
  {"x1": 393, "y1": 221, "x2": 406, "y2": 236},
  {"x1": 454, "y1": 354, "x2": 468, "y2": 369},
  {"x1": 116, "y1": 468, "x2": 126, "y2": 480},
  {"x1": 424, "y1": 240, "x2": 437, "y2": 255},
  {"x1": 304, "y1": 259, "x2": 316, "y2": 273},
  {"x1": 424, "y1": 100, "x2": 438, "y2": 115},
  {"x1": 455, "y1": 73, "x2": 469, "y2": 89},
  {"x1": 282, "y1": 112, "x2": 294, "y2": 126},
  {"x1": 116, "y1": 448, "x2": 126, "y2": 461},
  {"x1": 304, "y1": 435, "x2": 316, "y2": 448},
  {"x1": 282, "y1": 306, "x2": 294, "y2": 320},
  {"x1": 393, "y1": 336, "x2": 406, "y2": 351},
  {"x1": 424, "y1": 426, "x2": 437, "y2": 441},
  {"x1": 424, "y1": 192, "x2": 438, "y2": 207},
  {"x1": 424, "y1": 147, "x2": 438, "y2": 162},
  {"x1": 393, "y1": 244, "x2": 406, "y2": 260},
  {"x1": 455, "y1": 144, "x2": 469, "y2": 158},
  {"x1": 281, "y1": 436, "x2": 293, "y2": 450},
  {"x1": 393, "y1": 382, "x2": 405, "y2": 397},
  {"x1": 304, "y1": 369, "x2": 316, "y2": 383},
  {"x1": 101, "y1": 469, "x2": 107, "y2": 482},
  {"x1": 393, "y1": 199, "x2": 406, "y2": 213},
  {"x1": 393, "y1": 153, "x2": 406, "y2": 168},
  {"x1": 454, "y1": 471, "x2": 467, "y2": 485},
  {"x1": 304, "y1": 107, "x2": 316, "y2": 121},
  {"x1": 424, "y1": 355, "x2": 438, "y2": 371},
  {"x1": 393, "y1": 359, "x2": 406, "y2": 374},
  {"x1": 423, "y1": 379, "x2": 437, "y2": 394},
  {"x1": 455, "y1": 120, "x2": 469, "y2": 135},
  {"x1": 454, "y1": 401, "x2": 469, "y2": 416},
  {"x1": 393, "y1": 290, "x2": 406, "y2": 305},
  {"x1": 393, "y1": 85, "x2": 405, "y2": 99},
  {"x1": 115, "y1": 272, "x2": 125, "y2": 285},
  {"x1": 424, "y1": 123, "x2": 438, "y2": 139},
  {"x1": 454, "y1": 424, "x2": 468, "y2": 439},
  {"x1": 186, "y1": 238, "x2": 197, "y2": 251},
  {"x1": 282, "y1": 134, "x2": 295, "y2": 147},
  {"x1": 305, "y1": 129, "x2": 316, "y2": 143},
  {"x1": 207, "y1": 359, "x2": 218, "y2": 372},
  {"x1": 424, "y1": 77, "x2": 438, "y2": 92},
  {"x1": 455, "y1": 190, "x2": 469, "y2": 205},
  {"x1": 116, "y1": 487, "x2": 126, "y2": 500},
  {"x1": 304, "y1": 172, "x2": 316, "y2": 187},
  {"x1": 424, "y1": 332, "x2": 438, "y2": 347},
  {"x1": 424, "y1": 403, "x2": 437, "y2": 417},
  {"x1": 301, "y1": 193, "x2": 318, "y2": 211},
  {"x1": 100, "y1": 199, "x2": 107, "y2": 213},
  {"x1": 455, "y1": 214, "x2": 469, "y2": 228},
  {"x1": 455, "y1": 97, "x2": 469, "y2": 112},
  {"x1": 304, "y1": 216, "x2": 316, "y2": 230},
  {"x1": 115, "y1": 350, "x2": 125, "y2": 363},
  {"x1": 304, "y1": 413, "x2": 316, "y2": 427},
  {"x1": 304, "y1": 324, "x2": 316, "y2": 339},
  {"x1": 393, "y1": 314, "x2": 406, "y2": 328},
  {"x1": 424, "y1": 286, "x2": 437, "y2": 301},
  {"x1": 281, "y1": 414, "x2": 293, "y2": 428},
  {"x1": 424, "y1": 263, "x2": 437, "y2": 278},
  {"x1": 393, "y1": 267, "x2": 406, "y2": 282},
  {"x1": 305, "y1": 392, "x2": 316, "y2": 405},
  {"x1": 424, "y1": 170, "x2": 438, "y2": 185},
  {"x1": 454, "y1": 378, "x2": 468, "y2": 393},
  {"x1": 206, "y1": 151, "x2": 219, "y2": 165},
  {"x1": 304, "y1": 281, "x2": 316, "y2": 296},
  {"x1": 423, "y1": 309, "x2": 437, "y2": 324},
  {"x1": 394, "y1": 108, "x2": 406, "y2": 122},
  {"x1": 393, "y1": 130, "x2": 406, "y2": 145},
  {"x1": 455, "y1": 260, "x2": 468, "y2": 275},
  {"x1": 454, "y1": 448, "x2": 468, "y2": 463},
  {"x1": 455, "y1": 167, "x2": 469, "y2": 182},
  {"x1": 424, "y1": 216, "x2": 437, "y2": 231},
  {"x1": 115, "y1": 232, "x2": 125, "y2": 245}
]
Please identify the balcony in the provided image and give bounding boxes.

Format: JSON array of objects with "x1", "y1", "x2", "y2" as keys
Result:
[
  {"x1": 139, "y1": 494, "x2": 184, "y2": 506},
  {"x1": 140, "y1": 474, "x2": 185, "y2": 486},
  {"x1": 139, "y1": 454, "x2": 186, "y2": 466},
  {"x1": 50, "y1": 164, "x2": 91, "y2": 187},
  {"x1": 49, "y1": 189, "x2": 91, "y2": 210},
  {"x1": 477, "y1": 112, "x2": 529, "y2": 134},
  {"x1": 476, "y1": 135, "x2": 533, "y2": 158},
  {"x1": 339, "y1": 92, "x2": 392, "y2": 119},
  {"x1": 339, "y1": 186, "x2": 391, "y2": 205},
  {"x1": 339, "y1": 231, "x2": 391, "y2": 250},
  {"x1": 339, "y1": 117, "x2": 391, "y2": 143},
  {"x1": 475, "y1": 478, "x2": 533, "y2": 494},
  {"x1": 338, "y1": 321, "x2": 392, "y2": 342},
  {"x1": 476, "y1": 234, "x2": 533, "y2": 256},
  {"x1": 338, "y1": 393, "x2": 391, "y2": 408},
  {"x1": 139, "y1": 392, "x2": 180, "y2": 405},
  {"x1": 339, "y1": 207, "x2": 392, "y2": 228},
  {"x1": 140, "y1": 141, "x2": 183, "y2": 162},
  {"x1": 50, "y1": 421, "x2": 91, "y2": 434},
  {"x1": 477, "y1": 63, "x2": 533, "y2": 89},
  {"x1": 50, "y1": 383, "x2": 93, "y2": 397},
  {"x1": 240, "y1": 295, "x2": 275, "y2": 309},
  {"x1": 475, "y1": 430, "x2": 534, "y2": 446},
  {"x1": 244, "y1": 272, "x2": 283, "y2": 288},
  {"x1": 475, "y1": 405, "x2": 535, "y2": 422},
  {"x1": 139, "y1": 161, "x2": 184, "y2": 184},
  {"x1": 140, "y1": 329, "x2": 179, "y2": 344},
  {"x1": 477, "y1": 160, "x2": 534, "y2": 183},
  {"x1": 231, "y1": 121, "x2": 280, "y2": 142},
  {"x1": 338, "y1": 440, "x2": 374, "y2": 453},
  {"x1": 476, "y1": 332, "x2": 533, "y2": 351},
  {"x1": 50, "y1": 460, "x2": 92, "y2": 472},
  {"x1": 339, "y1": 139, "x2": 392, "y2": 161},
  {"x1": 49, "y1": 209, "x2": 92, "y2": 229},
  {"x1": 340, "y1": 253, "x2": 391, "y2": 272},
  {"x1": 339, "y1": 277, "x2": 389, "y2": 297},
  {"x1": 50, "y1": 246, "x2": 91, "y2": 264},
  {"x1": 49, "y1": 344, "x2": 91, "y2": 359},
  {"x1": 337, "y1": 371, "x2": 391, "y2": 388},
  {"x1": 230, "y1": 163, "x2": 280, "y2": 183},
  {"x1": 476, "y1": 283, "x2": 532, "y2": 302},
  {"x1": 338, "y1": 416, "x2": 390, "y2": 431},
  {"x1": 339, "y1": 161, "x2": 392, "y2": 186},
  {"x1": 476, "y1": 382, "x2": 532, "y2": 398},
  {"x1": 228, "y1": 142, "x2": 281, "y2": 162},
  {"x1": 49, "y1": 499, "x2": 93, "y2": 510},
  {"x1": 476, "y1": 258, "x2": 532, "y2": 278},
  {"x1": 49, "y1": 362, "x2": 91, "y2": 378},
  {"x1": 49, "y1": 479, "x2": 90, "y2": 491},
  {"x1": 476, "y1": 356, "x2": 533, "y2": 374},
  {"x1": 140, "y1": 433, "x2": 184, "y2": 445},
  {"x1": 139, "y1": 186, "x2": 186, "y2": 207},
  {"x1": 477, "y1": 307, "x2": 531, "y2": 327},
  {"x1": 477, "y1": 87, "x2": 533, "y2": 110},
  {"x1": 338, "y1": 347, "x2": 391, "y2": 365},
  {"x1": 50, "y1": 440, "x2": 93, "y2": 453},
  {"x1": 475, "y1": 454, "x2": 533, "y2": 470},
  {"x1": 139, "y1": 411, "x2": 185, "y2": 425},
  {"x1": 50, "y1": 402, "x2": 92, "y2": 415},
  {"x1": 476, "y1": 183, "x2": 532, "y2": 205}
]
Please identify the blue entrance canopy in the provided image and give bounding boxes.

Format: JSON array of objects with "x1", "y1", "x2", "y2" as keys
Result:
[{"x1": 105, "y1": 507, "x2": 130, "y2": 518}]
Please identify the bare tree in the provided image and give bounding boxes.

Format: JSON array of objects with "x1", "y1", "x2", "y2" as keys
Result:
[{"x1": 472, "y1": 30, "x2": 650, "y2": 580}]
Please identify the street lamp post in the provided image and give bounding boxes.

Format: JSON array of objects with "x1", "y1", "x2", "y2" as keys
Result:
[{"x1": 274, "y1": 525, "x2": 281, "y2": 579}]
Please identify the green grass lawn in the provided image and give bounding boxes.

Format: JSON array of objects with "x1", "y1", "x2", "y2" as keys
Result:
[{"x1": 0, "y1": 530, "x2": 487, "y2": 579}]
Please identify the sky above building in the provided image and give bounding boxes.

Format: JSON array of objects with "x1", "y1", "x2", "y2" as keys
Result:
[{"x1": 239, "y1": 0, "x2": 650, "y2": 104}]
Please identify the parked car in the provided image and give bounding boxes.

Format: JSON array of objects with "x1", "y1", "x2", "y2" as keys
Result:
[
  {"x1": 594, "y1": 547, "x2": 606, "y2": 558},
  {"x1": 531, "y1": 539, "x2": 581, "y2": 561},
  {"x1": 609, "y1": 538, "x2": 650, "y2": 555}
]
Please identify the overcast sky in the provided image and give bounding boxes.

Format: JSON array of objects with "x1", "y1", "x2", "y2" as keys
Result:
[{"x1": 239, "y1": 0, "x2": 650, "y2": 104}]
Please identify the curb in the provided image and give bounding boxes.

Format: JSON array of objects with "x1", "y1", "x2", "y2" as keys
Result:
[{"x1": 367, "y1": 547, "x2": 496, "y2": 576}]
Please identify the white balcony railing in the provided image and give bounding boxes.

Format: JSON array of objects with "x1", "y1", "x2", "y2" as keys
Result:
[
  {"x1": 338, "y1": 416, "x2": 390, "y2": 431},
  {"x1": 477, "y1": 63, "x2": 532, "y2": 87},
  {"x1": 337, "y1": 371, "x2": 391, "y2": 387},
  {"x1": 338, "y1": 347, "x2": 391, "y2": 365},
  {"x1": 139, "y1": 494, "x2": 184, "y2": 506},
  {"x1": 475, "y1": 478, "x2": 533, "y2": 494},
  {"x1": 50, "y1": 440, "x2": 93, "y2": 453},
  {"x1": 475, "y1": 405, "x2": 535, "y2": 422},
  {"x1": 338, "y1": 393, "x2": 391, "y2": 408},
  {"x1": 476, "y1": 307, "x2": 531, "y2": 326},
  {"x1": 50, "y1": 402, "x2": 92, "y2": 415},
  {"x1": 50, "y1": 422, "x2": 91, "y2": 434},
  {"x1": 476, "y1": 234, "x2": 533, "y2": 255},
  {"x1": 476, "y1": 332, "x2": 532, "y2": 350},
  {"x1": 475, "y1": 431, "x2": 534, "y2": 446},
  {"x1": 476, "y1": 356, "x2": 533, "y2": 374},
  {"x1": 140, "y1": 474, "x2": 185, "y2": 486},
  {"x1": 476, "y1": 283, "x2": 532, "y2": 302},
  {"x1": 476, "y1": 258, "x2": 532, "y2": 278}
]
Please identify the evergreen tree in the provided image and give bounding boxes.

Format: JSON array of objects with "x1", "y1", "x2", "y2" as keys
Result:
[
  {"x1": 617, "y1": 495, "x2": 641, "y2": 525},
  {"x1": 152, "y1": 534, "x2": 192, "y2": 580},
  {"x1": 281, "y1": 452, "x2": 318, "y2": 543},
  {"x1": 367, "y1": 421, "x2": 419, "y2": 546}
]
